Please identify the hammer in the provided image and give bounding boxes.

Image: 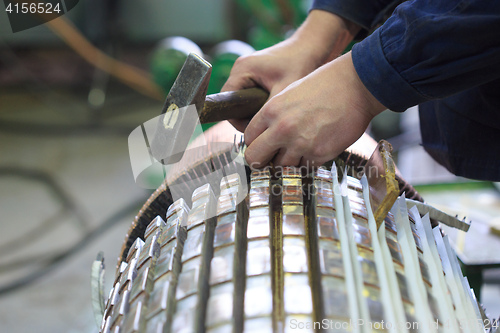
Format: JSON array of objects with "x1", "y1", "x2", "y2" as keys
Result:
[{"x1": 150, "y1": 53, "x2": 268, "y2": 165}]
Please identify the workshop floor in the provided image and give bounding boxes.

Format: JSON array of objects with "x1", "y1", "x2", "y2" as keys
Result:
[
  {"x1": 0, "y1": 86, "x2": 162, "y2": 332},
  {"x1": 0, "y1": 87, "x2": 499, "y2": 333}
]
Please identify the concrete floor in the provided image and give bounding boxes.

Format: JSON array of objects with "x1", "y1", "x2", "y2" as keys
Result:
[
  {"x1": 1, "y1": 87, "x2": 499, "y2": 332},
  {"x1": 0, "y1": 87, "x2": 160, "y2": 332}
]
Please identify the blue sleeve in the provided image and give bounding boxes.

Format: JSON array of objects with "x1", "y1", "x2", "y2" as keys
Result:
[
  {"x1": 352, "y1": 0, "x2": 500, "y2": 111},
  {"x1": 311, "y1": 0, "x2": 402, "y2": 32}
]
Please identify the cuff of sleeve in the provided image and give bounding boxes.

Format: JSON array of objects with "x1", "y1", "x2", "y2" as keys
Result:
[
  {"x1": 310, "y1": 0, "x2": 375, "y2": 32},
  {"x1": 352, "y1": 29, "x2": 429, "y2": 112}
]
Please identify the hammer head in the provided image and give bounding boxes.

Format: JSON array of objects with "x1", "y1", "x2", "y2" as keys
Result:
[{"x1": 150, "y1": 53, "x2": 211, "y2": 165}]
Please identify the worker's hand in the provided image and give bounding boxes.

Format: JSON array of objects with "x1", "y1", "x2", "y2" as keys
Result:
[
  {"x1": 223, "y1": 10, "x2": 360, "y2": 132},
  {"x1": 244, "y1": 52, "x2": 387, "y2": 168}
]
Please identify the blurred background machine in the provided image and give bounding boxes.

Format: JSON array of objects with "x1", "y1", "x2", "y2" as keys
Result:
[{"x1": 0, "y1": 0, "x2": 499, "y2": 332}]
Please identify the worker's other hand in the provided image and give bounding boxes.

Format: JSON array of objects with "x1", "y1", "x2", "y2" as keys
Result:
[
  {"x1": 244, "y1": 52, "x2": 387, "y2": 169},
  {"x1": 223, "y1": 10, "x2": 360, "y2": 132}
]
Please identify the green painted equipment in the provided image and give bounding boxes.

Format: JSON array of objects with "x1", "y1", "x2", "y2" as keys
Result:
[{"x1": 150, "y1": 37, "x2": 204, "y2": 94}]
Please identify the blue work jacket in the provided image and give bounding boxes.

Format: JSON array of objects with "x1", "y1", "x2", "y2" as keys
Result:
[{"x1": 312, "y1": 0, "x2": 500, "y2": 181}]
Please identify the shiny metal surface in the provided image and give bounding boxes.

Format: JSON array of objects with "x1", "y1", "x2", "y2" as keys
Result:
[
  {"x1": 246, "y1": 239, "x2": 271, "y2": 276},
  {"x1": 100, "y1": 164, "x2": 484, "y2": 333},
  {"x1": 176, "y1": 257, "x2": 201, "y2": 300},
  {"x1": 205, "y1": 282, "x2": 234, "y2": 328},
  {"x1": 210, "y1": 245, "x2": 235, "y2": 285}
]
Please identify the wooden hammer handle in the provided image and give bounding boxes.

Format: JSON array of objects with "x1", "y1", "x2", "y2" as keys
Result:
[{"x1": 199, "y1": 87, "x2": 269, "y2": 124}]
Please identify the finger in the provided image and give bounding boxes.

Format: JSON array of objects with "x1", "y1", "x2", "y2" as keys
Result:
[
  {"x1": 221, "y1": 72, "x2": 257, "y2": 92},
  {"x1": 269, "y1": 81, "x2": 295, "y2": 99},
  {"x1": 298, "y1": 155, "x2": 325, "y2": 171},
  {"x1": 221, "y1": 55, "x2": 261, "y2": 92},
  {"x1": 244, "y1": 129, "x2": 281, "y2": 169},
  {"x1": 243, "y1": 105, "x2": 271, "y2": 145},
  {"x1": 272, "y1": 148, "x2": 302, "y2": 167}
]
